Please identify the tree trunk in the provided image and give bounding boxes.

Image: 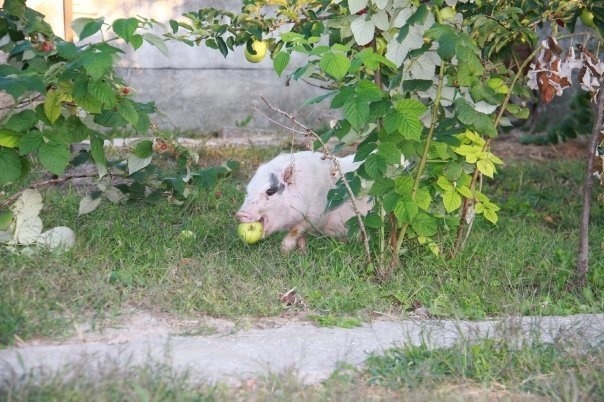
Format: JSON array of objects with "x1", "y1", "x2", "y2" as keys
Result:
[{"x1": 575, "y1": 86, "x2": 604, "y2": 288}]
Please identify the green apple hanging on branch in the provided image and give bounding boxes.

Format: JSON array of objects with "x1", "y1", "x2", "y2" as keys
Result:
[{"x1": 244, "y1": 39, "x2": 267, "y2": 63}]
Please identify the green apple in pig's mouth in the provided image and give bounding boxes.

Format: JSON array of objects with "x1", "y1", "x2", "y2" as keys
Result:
[{"x1": 237, "y1": 222, "x2": 263, "y2": 244}]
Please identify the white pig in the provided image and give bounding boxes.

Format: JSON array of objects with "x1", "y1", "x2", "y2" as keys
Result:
[{"x1": 235, "y1": 151, "x2": 372, "y2": 251}]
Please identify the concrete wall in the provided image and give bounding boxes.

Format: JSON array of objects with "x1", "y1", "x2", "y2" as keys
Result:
[{"x1": 29, "y1": 0, "x2": 329, "y2": 134}]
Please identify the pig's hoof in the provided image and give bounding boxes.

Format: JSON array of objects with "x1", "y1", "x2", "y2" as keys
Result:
[
  {"x1": 281, "y1": 237, "x2": 297, "y2": 252},
  {"x1": 296, "y1": 236, "x2": 308, "y2": 253},
  {"x1": 281, "y1": 235, "x2": 307, "y2": 253}
]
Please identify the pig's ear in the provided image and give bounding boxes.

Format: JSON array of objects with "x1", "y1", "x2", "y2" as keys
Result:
[{"x1": 282, "y1": 164, "x2": 295, "y2": 185}]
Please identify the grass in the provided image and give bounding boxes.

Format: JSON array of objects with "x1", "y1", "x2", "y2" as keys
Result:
[
  {"x1": 2, "y1": 337, "x2": 601, "y2": 401},
  {"x1": 0, "y1": 147, "x2": 603, "y2": 346},
  {"x1": 364, "y1": 337, "x2": 604, "y2": 401}
]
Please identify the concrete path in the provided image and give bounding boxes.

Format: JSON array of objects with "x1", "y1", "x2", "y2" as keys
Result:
[{"x1": 1, "y1": 314, "x2": 602, "y2": 385}]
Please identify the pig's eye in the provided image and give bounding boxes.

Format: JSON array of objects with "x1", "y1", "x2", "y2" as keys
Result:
[{"x1": 266, "y1": 187, "x2": 277, "y2": 196}]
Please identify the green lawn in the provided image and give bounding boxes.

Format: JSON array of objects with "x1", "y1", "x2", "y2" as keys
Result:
[
  {"x1": 1, "y1": 148, "x2": 602, "y2": 346},
  {"x1": 1, "y1": 147, "x2": 603, "y2": 401}
]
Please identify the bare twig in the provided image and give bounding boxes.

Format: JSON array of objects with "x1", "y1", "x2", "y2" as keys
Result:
[
  {"x1": 244, "y1": 104, "x2": 307, "y2": 136},
  {"x1": 300, "y1": 78, "x2": 337, "y2": 90},
  {"x1": 258, "y1": 96, "x2": 372, "y2": 263},
  {"x1": 0, "y1": 94, "x2": 44, "y2": 113},
  {"x1": 1, "y1": 173, "x2": 101, "y2": 208}
]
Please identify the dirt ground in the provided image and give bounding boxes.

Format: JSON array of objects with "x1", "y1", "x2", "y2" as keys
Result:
[{"x1": 490, "y1": 132, "x2": 592, "y2": 162}]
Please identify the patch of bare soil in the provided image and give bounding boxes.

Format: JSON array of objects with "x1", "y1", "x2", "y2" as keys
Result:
[
  {"x1": 491, "y1": 132, "x2": 591, "y2": 163},
  {"x1": 18, "y1": 308, "x2": 316, "y2": 348}
]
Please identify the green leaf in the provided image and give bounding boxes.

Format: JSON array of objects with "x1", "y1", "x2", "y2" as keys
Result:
[
  {"x1": 304, "y1": 92, "x2": 334, "y2": 106},
  {"x1": 356, "y1": 80, "x2": 383, "y2": 102},
  {"x1": 454, "y1": 98, "x2": 479, "y2": 125},
  {"x1": 133, "y1": 110, "x2": 151, "y2": 133},
  {"x1": 369, "y1": 100, "x2": 391, "y2": 121},
  {"x1": 273, "y1": 52, "x2": 290, "y2": 77},
  {"x1": 487, "y1": 77, "x2": 509, "y2": 94},
  {"x1": 456, "y1": 45, "x2": 484, "y2": 75},
  {"x1": 38, "y1": 142, "x2": 70, "y2": 175},
  {"x1": 473, "y1": 114, "x2": 498, "y2": 138},
  {"x1": 395, "y1": 175, "x2": 413, "y2": 196},
  {"x1": 4, "y1": 109, "x2": 38, "y2": 132},
  {"x1": 169, "y1": 19, "x2": 179, "y2": 34},
  {"x1": 343, "y1": 96, "x2": 370, "y2": 131},
  {"x1": 131, "y1": 34, "x2": 144, "y2": 49},
  {"x1": 57, "y1": 116, "x2": 93, "y2": 143},
  {"x1": 402, "y1": 79, "x2": 433, "y2": 92},
  {"x1": 112, "y1": 18, "x2": 139, "y2": 43},
  {"x1": 127, "y1": 154, "x2": 152, "y2": 175},
  {"x1": 56, "y1": 42, "x2": 78, "y2": 59},
  {"x1": 424, "y1": 23, "x2": 453, "y2": 40},
  {"x1": 18, "y1": 131, "x2": 44, "y2": 155},
  {"x1": 215, "y1": 36, "x2": 228, "y2": 57},
  {"x1": 398, "y1": 113, "x2": 423, "y2": 141},
  {"x1": 395, "y1": 98, "x2": 428, "y2": 117},
  {"x1": 442, "y1": 190, "x2": 462, "y2": 212},
  {"x1": 0, "y1": 76, "x2": 46, "y2": 100},
  {"x1": 81, "y1": 52, "x2": 114, "y2": 80},
  {"x1": 443, "y1": 162, "x2": 463, "y2": 181},
  {"x1": 457, "y1": 185, "x2": 473, "y2": 199},
  {"x1": 411, "y1": 212, "x2": 437, "y2": 237},
  {"x1": 88, "y1": 79, "x2": 116, "y2": 106},
  {"x1": 436, "y1": 175, "x2": 454, "y2": 191},
  {"x1": 364, "y1": 212, "x2": 383, "y2": 229},
  {"x1": 415, "y1": 187, "x2": 432, "y2": 211},
  {"x1": 72, "y1": 17, "x2": 104, "y2": 41},
  {"x1": 390, "y1": 99, "x2": 427, "y2": 141},
  {"x1": 0, "y1": 129, "x2": 21, "y2": 148},
  {"x1": 477, "y1": 159, "x2": 495, "y2": 178},
  {"x1": 383, "y1": 110, "x2": 402, "y2": 134},
  {"x1": 0, "y1": 147, "x2": 23, "y2": 185},
  {"x1": 331, "y1": 87, "x2": 355, "y2": 108},
  {"x1": 364, "y1": 153, "x2": 386, "y2": 179},
  {"x1": 142, "y1": 33, "x2": 169, "y2": 56},
  {"x1": 405, "y1": 198, "x2": 419, "y2": 221},
  {"x1": 393, "y1": 199, "x2": 409, "y2": 223},
  {"x1": 369, "y1": 177, "x2": 394, "y2": 196},
  {"x1": 382, "y1": 191, "x2": 398, "y2": 213},
  {"x1": 94, "y1": 110, "x2": 127, "y2": 128},
  {"x1": 44, "y1": 89, "x2": 62, "y2": 123},
  {"x1": 132, "y1": 140, "x2": 153, "y2": 158},
  {"x1": 3, "y1": 0, "x2": 26, "y2": 16},
  {"x1": 72, "y1": 76, "x2": 101, "y2": 113},
  {"x1": 394, "y1": 196, "x2": 419, "y2": 223},
  {"x1": 89, "y1": 136, "x2": 107, "y2": 178},
  {"x1": 378, "y1": 142, "x2": 401, "y2": 164},
  {"x1": 483, "y1": 208, "x2": 498, "y2": 224},
  {"x1": 319, "y1": 52, "x2": 350, "y2": 80},
  {"x1": 117, "y1": 98, "x2": 139, "y2": 126}
]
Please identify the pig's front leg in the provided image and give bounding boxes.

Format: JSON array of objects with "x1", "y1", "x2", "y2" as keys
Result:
[{"x1": 281, "y1": 220, "x2": 309, "y2": 252}]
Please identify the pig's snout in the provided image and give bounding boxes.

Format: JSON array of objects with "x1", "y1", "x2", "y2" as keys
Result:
[{"x1": 235, "y1": 210, "x2": 253, "y2": 222}]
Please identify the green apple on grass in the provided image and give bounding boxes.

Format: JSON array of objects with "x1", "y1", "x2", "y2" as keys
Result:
[{"x1": 238, "y1": 222, "x2": 263, "y2": 244}]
